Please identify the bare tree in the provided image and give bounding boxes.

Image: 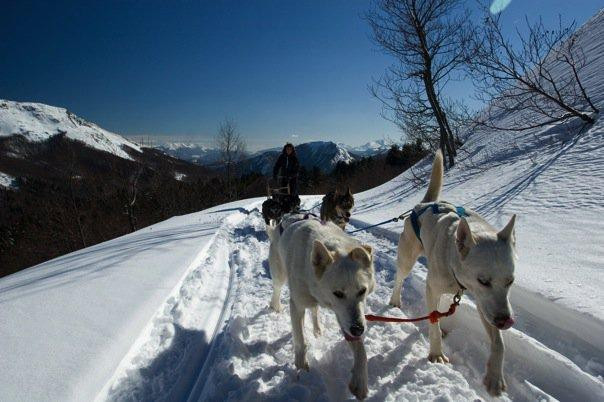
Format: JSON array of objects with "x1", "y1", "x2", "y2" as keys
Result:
[
  {"x1": 367, "y1": 0, "x2": 471, "y2": 168},
  {"x1": 124, "y1": 165, "x2": 142, "y2": 232},
  {"x1": 215, "y1": 119, "x2": 246, "y2": 199},
  {"x1": 467, "y1": 13, "x2": 598, "y2": 131}
]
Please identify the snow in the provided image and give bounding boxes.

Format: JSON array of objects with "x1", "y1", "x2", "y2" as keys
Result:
[
  {"x1": 0, "y1": 100, "x2": 141, "y2": 160},
  {"x1": 0, "y1": 171, "x2": 17, "y2": 189},
  {"x1": 174, "y1": 172, "x2": 187, "y2": 181},
  {"x1": 1, "y1": 8, "x2": 603, "y2": 402},
  {"x1": 0, "y1": 200, "x2": 259, "y2": 401}
]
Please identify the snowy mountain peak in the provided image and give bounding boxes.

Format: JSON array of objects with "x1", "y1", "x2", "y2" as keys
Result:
[
  {"x1": 340, "y1": 138, "x2": 394, "y2": 157},
  {"x1": 0, "y1": 100, "x2": 141, "y2": 160}
]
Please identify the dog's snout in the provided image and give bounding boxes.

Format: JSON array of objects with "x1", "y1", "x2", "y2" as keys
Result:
[
  {"x1": 349, "y1": 323, "x2": 364, "y2": 337},
  {"x1": 345, "y1": 212, "x2": 351, "y2": 218},
  {"x1": 494, "y1": 314, "x2": 515, "y2": 330}
]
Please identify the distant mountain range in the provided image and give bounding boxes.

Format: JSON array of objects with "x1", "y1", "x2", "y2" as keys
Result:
[
  {"x1": 156, "y1": 138, "x2": 395, "y2": 174},
  {"x1": 156, "y1": 142, "x2": 222, "y2": 165},
  {"x1": 0, "y1": 99, "x2": 395, "y2": 180}
]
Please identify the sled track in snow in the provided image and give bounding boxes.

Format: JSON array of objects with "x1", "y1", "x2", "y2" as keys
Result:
[{"x1": 97, "y1": 209, "x2": 251, "y2": 401}]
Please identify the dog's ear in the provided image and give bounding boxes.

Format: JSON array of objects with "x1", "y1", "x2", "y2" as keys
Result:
[
  {"x1": 350, "y1": 246, "x2": 371, "y2": 266},
  {"x1": 361, "y1": 244, "x2": 372, "y2": 257},
  {"x1": 312, "y1": 240, "x2": 334, "y2": 278},
  {"x1": 497, "y1": 214, "x2": 516, "y2": 245},
  {"x1": 456, "y1": 217, "x2": 476, "y2": 259},
  {"x1": 346, "y1": 186, "x2": 352, "y2": 195}
]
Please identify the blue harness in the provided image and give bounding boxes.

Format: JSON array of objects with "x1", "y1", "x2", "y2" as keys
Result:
[{"x1": 410, "y1": 202, "x2": 468, "y2": 244}]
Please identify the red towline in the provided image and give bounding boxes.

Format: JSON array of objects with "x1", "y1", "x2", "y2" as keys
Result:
[{"x1": 365, "y1": 292, "x2": 463, "y2": 325}]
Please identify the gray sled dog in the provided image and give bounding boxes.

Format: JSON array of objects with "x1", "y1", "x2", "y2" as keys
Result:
[
  {"x1": 320, "y1": 187, "x2": 355, "y2": 229},
  {"x1": 267, "y1": 213, "x2": 375, "y2": 400},
  {"x1": 390, "y1": 150, "x2": 517, "y2": 396}
]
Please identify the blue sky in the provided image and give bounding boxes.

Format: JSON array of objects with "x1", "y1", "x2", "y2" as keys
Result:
[{"x1": 0, "y1": 1, "x2": 601, "y2": 149}]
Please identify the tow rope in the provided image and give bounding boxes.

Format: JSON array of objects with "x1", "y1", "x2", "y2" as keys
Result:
[
  {"x1": 346, "y1": 209, "x2": 412, "y2": 234},
  {"x1": 365, "y1": 291, "x2": 463, "y2": 325},
  {"x1": 298, "y1": 200, "x2": 323, "y2": 213}
]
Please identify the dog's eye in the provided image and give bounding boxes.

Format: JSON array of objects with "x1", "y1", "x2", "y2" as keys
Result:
[
  {"x1": 333, "y1": 291, "x2": 345, "y2": 299},
  {"x1": 505, "y1": 278, "x2": 514, "y2": 287},
  {"x1": 477, "y1": 278, "x2": 491, "y2": 287},
  {"x1": 357, "y1": 287, "x2": 367, "y2": 297}
]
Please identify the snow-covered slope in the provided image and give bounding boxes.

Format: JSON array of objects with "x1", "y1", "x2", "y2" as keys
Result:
[
  {"x1": 0, "y1": 199, "x2": 260, "y2": 401},
  {"x1": 0, "y1": 100, "x2": 141, "y2": 160}
]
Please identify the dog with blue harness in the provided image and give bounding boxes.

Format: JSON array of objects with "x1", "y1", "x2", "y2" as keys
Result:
[{"x1": 390, "y1": 151, "x2": 518, "y2": 397}]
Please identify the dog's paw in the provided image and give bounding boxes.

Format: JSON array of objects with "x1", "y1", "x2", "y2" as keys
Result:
[
  {"x1": 484, "y1": 373, "x2": 506, "y2": 396},
  {"x1": 388, "y1": 298, "x2": 401, "y2": 309},
  {"x1": 269, "y1": 301, "x2": 282, "y2": 313},
  {"x1": 295, "y1": 353, "x2": 309, "y2": 371},
  {"x1": 348, "y1": 377, "x2": 368, "y2": 400},
  {"x1": 428, "y1": 353, "x2": 449, "y2": 363}
]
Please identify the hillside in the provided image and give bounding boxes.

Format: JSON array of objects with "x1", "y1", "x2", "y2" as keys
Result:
[
  {"x1": 0, "y1": 100, "x2": 225, "y2": 276},
  {"x1": 0, "y1": 100, "x2": 141, "y2": 160}
]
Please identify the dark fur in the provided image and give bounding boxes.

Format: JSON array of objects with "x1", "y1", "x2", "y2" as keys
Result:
[
  {"x1": 262, "y1": 193, "x2": 301, "y2": 224},
  {"x1": 320, "y1": 187, "x2": 354, "y2": 229}
]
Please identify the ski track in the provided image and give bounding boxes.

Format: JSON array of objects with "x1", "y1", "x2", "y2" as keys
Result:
[
  {"x1": 98, "y1": 198, "x2": 604, "y2": 401},
  {"x1": 97, "y1": 210, "x2": 247, "y2": 401}
]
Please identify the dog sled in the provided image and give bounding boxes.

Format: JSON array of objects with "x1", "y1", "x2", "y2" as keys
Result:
[{"x1": 261, "y1": 177, "x2": 301, "y2": 224}]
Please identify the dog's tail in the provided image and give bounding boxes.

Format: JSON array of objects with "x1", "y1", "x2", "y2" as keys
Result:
[{"x1": 422, "y1": 150, "x2": 444, "y2": 203}]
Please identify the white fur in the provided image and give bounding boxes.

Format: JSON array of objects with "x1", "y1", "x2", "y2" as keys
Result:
[
  {"x1": 268, "y1": 215, "x2": 376, "y2": 400},
  {"x1": 390, "y1": 151, "x2": 518, "y2": 396}
]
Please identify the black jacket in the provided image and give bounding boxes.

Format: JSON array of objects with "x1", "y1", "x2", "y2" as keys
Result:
[{"x1": 273, "y1": 151, "x2": 299, "y2": 179}]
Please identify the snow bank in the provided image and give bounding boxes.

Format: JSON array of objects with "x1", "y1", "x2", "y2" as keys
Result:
[{"x1": 0, "y1": 199, "x2": 259, "y2": 401}]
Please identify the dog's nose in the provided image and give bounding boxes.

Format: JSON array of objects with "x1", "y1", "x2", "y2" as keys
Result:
[
  {"x1": 345, "y1": 212, "x2": 351, "y2": 217},
  {"x1": 494, "y1": 315, "x2": 515, "y2": 330},
  {"x1": 349, "y1": 323, "x2": 364, "y2": 337}
]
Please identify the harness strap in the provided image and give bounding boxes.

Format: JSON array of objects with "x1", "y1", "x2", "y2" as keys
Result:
[
  {"x1": 410, "y1": 202, "x2": 468, "y2": 245},
  {"x1": 410, "y1": 202, "x2": 469, "y2": 291},
  {"x1": 278, "y1": 212, "x2": 320, "y2": 235}
]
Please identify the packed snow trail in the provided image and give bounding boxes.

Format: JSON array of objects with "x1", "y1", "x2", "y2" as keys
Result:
[{"x1": 100, "y1": 197, "x2": 602, "y2": 401}]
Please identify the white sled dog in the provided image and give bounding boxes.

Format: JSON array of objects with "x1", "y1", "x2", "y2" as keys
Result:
[
  {"x1": 390, "y1": 151, "x2": 517, "y2": 396},
  {"x1": 267, "y1": 214, "x2": 375, "y2": 400}
]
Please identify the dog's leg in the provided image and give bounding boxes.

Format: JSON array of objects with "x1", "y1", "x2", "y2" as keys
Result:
[
  {"x1": 478, "y1": 308, "x2": 506, "y2": 396},
  {"x1": 426, "y1": 284, "x2": 448, "y2": 363},
  {"x1": 311, "y1": 305, "x2": 321, "y2": 337},
  {"x1": 290, "y1": 298, "x2": 309, "y2": 371},
  {"x1": 268, "y1": 245, "x2": 285, "y2": 312},
  {"x1": 348, "y1": 340, "x2": 368, "y2": 400},
  {"x1": 390, "y1": 224, "x2": 421, "y2": 308}
]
